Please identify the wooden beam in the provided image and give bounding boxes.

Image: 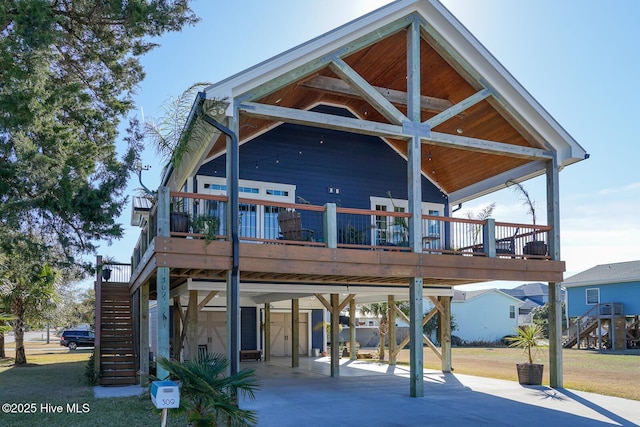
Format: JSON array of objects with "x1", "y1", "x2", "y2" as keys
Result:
[
  {"x1": 172, "y1": 296, "x2": 181, "y2": 360},
  {"x1": 187, "y1": 290, "x2": 198, "y2": 361},
  {"x1": 239, "y1": 101, "x2": 406, "y2": 139},
  {"x1": 337, "y1": 294, "x2": 356, "y2": 312},
  {"x1": 424, "y1": 88, "x2": 491, "y2": 129},
  {"x1": 300, "y1": 75, "x2": 454, "y2": 114},
  {"x1": 198, "y1": 291, "x2": 218, "y2": 311},
  {"x1": 388, "y1": 295, "x2": 396, "y2": 365},
  {"x1": 547, "y1": 155, "x2": 563, "y2": 388},
  {"x1": 239, "y1": 17, "x2": 411, "y2": 102},
  {"x1": 440, "y1": 296, "x2": 452, "y2": 373},
  {"x1": 292, "y1": 299, "x2": 299, "y2": 368},
  {"x1": 425, "y1": 131, "x2": 553, "y2": 160},
  {"x1": 427, "y1": 296, "x2": 444, "y2": 313},
  {"x1": 330, "y1": 294, "x2": 340, "y2": 378},
  {"x1": 329, "y1": 57, "x2": 408, "y2": 125},
  {"x1": 314, "y1": 294, "x2": 333, "y2": 312},
  {"x1": 264, "y1": 303, "x2": 271, "y2": 362},
  {"x1": 349, "y1": 299, "x2": 357, "y2": 361},
  {"x1": 409, "y1": 277, "x2": 424, "y2": 397},
  {"x1": 156, "y1": 266, "x2": 170, "y2": 380}
]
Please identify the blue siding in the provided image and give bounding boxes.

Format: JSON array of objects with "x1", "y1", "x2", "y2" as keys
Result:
[
  {"x1": 241, "y1": 307, "x2": 257, "y2": 350},
  {"x1": 567, "y1": 281, "x2": 640, "y2": 317},
  {"x1": 197, "y1": 105, "x2": 447, "y2": 208}
]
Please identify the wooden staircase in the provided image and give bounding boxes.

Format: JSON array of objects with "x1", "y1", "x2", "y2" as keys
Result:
[
  {"x1": 562, "y1": 311, "x2": 599, "y2": 348},
  {"x1": 563, "y1": 303, "x2": 624, "y2": 349},
  {"x1": 99, "y1": 282, "x2": 137, "y2": 386}
]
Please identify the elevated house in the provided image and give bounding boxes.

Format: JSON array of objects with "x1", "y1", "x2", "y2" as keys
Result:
[
  {"x1": 94, "y1": 0, "x2": 587, "y2": 394},
  {"x1": 563, "y1": 260, "x2": 640, "y2": 350}
]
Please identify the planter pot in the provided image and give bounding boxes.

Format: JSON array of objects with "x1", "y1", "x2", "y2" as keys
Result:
[
  {"x1": 516, "y1": 363, "x2": 544, "y2": 385},
  {"x1": 170, "y1": 212, "x2": 190, "y2": 233},
  {"x1": 101, "y1": 268, "x2": 112, "y2": 282},
  {"x1": 523, "y1": 241, "x2": 548, "y2": 256}
]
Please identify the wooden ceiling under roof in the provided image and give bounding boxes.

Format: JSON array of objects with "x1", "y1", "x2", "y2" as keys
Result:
[{"x1": 205, "y1": 26, "x2": 540, "y2": 197}]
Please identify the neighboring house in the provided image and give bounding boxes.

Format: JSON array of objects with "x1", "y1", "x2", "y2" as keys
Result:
[
  {"x1": 501, "y1": 282, "x2": 565, "y2": 325},
  {"x1": 449, "y1": 290, "x2": 522, "y2": 343},
  {"x1": 563, "y1": 260, "x2": 640, "y2": 349},
  {"x1": 94, "y1": 0, "x2": 587, "y2": 392}
]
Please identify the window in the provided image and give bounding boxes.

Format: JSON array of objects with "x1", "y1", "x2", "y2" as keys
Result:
[
  {"x1": 509, "y1": 305, "x2": 516, "y2": 319},
  {"x1": 586, "y1": 288, "x2": 599, "y2": 305},
  {"x1": 197, "y1": 176, "x2": 296, "y2": 240},
  {"x1": 370, "y1": 196, "x2": 444, "y2": 248}
]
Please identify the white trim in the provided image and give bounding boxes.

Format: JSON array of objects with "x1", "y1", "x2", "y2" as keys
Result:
[{"x1": 197, "y1": 176, "x2": 296, "y2": 203}]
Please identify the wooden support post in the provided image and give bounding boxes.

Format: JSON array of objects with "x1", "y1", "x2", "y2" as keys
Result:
[
  {"x1": 227, "y1": 115, "x2": 240, "y2": 376},
  {"x1": 264, "y1": 304, "x2": 271, "y2": 362},
  {"x1": 324, "y1": 203, "x2": 337, "y2": 249},
  {"x1": 409, "y1": 278, "x2": 424, "y2": 397},
  {"x1": 349, "y1": 299, "x2": 357, "y2": 361},
  {"x1": 388, "y1": 295, "x2": 396, "y2": 365},
  {"x1": 483, "y1": 218, "x2": 496, "y2": 258},
  {"x1": 156, "y1": 268, "x2": 170, "y2": 379},
  {"x1": 440, "y1": 296, "x2": 452, "y2": 373},
  {"x1": 187, "y1": 290, "x2": 198, "y2": 361},
  {"x1": 330, "y1": 293, "x2": 340, "y2": 378},
  {"x1": 172, "y1": 297, "x2": 181, "y2": 359},
  {"x1": 292, "y1": 299, "x2": 299, "y2": 367},
  {"x1": 139, "y1": 282, "x2": 149, "y2": 384},
  {"x1": 156, "y1": 186, "x2": 170, "y2": 380},
  {"x1": 546, "y1": 155, "x2": 563, "y2": 388}
]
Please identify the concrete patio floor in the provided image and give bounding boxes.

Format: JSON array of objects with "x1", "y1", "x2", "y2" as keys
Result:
[{"x1": 240, "y1": 356, "x2": 640, "y2": 427}]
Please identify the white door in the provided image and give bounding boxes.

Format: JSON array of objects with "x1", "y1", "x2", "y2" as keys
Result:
[{"x1": 270, "y1": 312, "x2": 308, "y2": 357}]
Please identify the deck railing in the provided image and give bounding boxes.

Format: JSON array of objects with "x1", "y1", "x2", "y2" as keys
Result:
[{"x1": 131, "y1": 191, "x2": 551, "y2": 271}]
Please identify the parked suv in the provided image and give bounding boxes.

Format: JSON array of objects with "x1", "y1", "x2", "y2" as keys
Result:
[{"x1": 60, "y1": 330, "x2": 95, "y2": 350}]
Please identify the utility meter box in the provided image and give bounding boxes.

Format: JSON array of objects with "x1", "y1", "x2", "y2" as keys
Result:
[{"x1": 151, "y1": 380, "x2": 180, "y2": 409}]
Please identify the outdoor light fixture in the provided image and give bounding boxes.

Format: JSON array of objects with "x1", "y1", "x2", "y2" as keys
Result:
[{"x1": 136, "y1": 161, "x2": 152, "y2": 194}]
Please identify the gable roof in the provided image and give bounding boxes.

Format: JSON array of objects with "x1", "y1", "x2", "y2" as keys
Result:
[
  {"x1": 175, "y1": 0, "x2": 586, "y2": 204},
  {"x1": 563, "y1": 260, "x2": 640, "y2": 288},
  {"x1": 501, "y1": 282, "x2": 547, "y2": 298},
  {"x1": 453, "y1": 289, "x2": 522, "y2": 305}
]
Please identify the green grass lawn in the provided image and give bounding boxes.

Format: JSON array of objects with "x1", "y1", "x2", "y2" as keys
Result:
[
  {"x1": 0, "y1": 347, "x2": 185, "y2": 427},
  {"x1": 396, "y1": 346, "x2": 640, "y2": 401}
]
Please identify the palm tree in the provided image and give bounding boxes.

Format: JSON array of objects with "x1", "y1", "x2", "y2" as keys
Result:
[
  {"x1": 157, "y1": 353, "x2": 260, "y2": 427},
  {"x1": 359, "y1": 303, "x2": 389, "y2": 361},
  {"x1": 0, "y1": 310, "x2": 15, "y2": 358}
]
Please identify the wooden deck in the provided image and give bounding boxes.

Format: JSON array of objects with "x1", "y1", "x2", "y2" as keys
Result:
[{"x1": 130, "y1": 237, "x2": 564, "y2": 294}]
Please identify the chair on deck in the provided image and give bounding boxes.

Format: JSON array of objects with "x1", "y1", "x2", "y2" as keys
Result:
[
  {"x1": 278, "y1": 211, "x2": 315, "y2": 241},
  {"x1": 496, "y1": 227, "x2": 520, "y2": 255}
]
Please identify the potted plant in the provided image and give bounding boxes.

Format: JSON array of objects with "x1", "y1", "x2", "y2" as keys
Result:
[
  {"x1": 191, "y1": 214, "x2": 220, "y2": 243},
  {"x1": 506, "y1": 324, "x2": 546, "y2": 385},
  {"x1": 169, "y1": 198, "x2": 190, "y2": 233},
  {"x1": 99, "y1": 256, "x2": 118, "y2": 282},
  {"x1": 506, "y1": 179, "x2": 548, "y2": 256}
]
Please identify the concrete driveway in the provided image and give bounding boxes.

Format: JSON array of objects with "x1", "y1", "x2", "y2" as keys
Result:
[{"x1": 241, "y1": 357, "x2": 640, "y2": 427}]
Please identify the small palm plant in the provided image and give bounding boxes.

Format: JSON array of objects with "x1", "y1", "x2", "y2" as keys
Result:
[
  {"x1": 157, "y1": 353, "x2": 260, "y2": 427},
  {"x1": 506, "y1": 324, "x2": 546, "y2": 385},
  {"x1": 506, "y1": 324, "x2": 545, "y2": 364}
]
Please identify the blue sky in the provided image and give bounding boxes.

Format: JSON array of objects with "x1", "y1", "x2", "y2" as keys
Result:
[{"x1": 86, "y1": 0, "x2": 640, "y2": 290}]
